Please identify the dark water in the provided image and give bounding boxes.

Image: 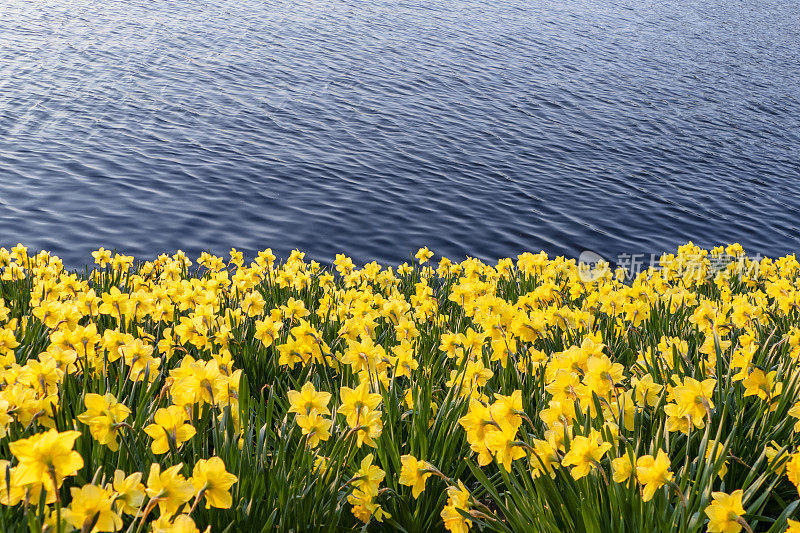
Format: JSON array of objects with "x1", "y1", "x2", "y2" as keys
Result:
[{"x1": 1, "y1": 0, "x2": 799, "y2": 268}]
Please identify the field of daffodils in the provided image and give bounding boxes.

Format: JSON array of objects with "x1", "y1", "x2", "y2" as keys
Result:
[{"x1": 0, "y1": 242, "x2": 799, "y2": 533}]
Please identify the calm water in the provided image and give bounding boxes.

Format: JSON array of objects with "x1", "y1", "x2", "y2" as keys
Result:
[{"x1": 1, "y1": 0, "x2": 799, "y2": 268}]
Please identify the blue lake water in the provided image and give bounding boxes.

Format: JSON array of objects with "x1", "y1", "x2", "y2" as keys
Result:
[{"x1": 1, "y1": 0, "x2": 799, "y2": 268}]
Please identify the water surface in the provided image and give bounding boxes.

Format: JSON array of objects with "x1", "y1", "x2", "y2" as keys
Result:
[{"x1": 1, "y1": 0, "x2": 799, "y2": 267}]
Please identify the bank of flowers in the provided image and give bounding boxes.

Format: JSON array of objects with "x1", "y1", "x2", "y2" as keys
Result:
[{"x1": 0, "y1": 242, "x2": 799, "y2": 532}]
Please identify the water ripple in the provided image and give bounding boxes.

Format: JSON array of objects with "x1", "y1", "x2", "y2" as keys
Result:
[{"x1": 0, "y1": 0, "x2": 799, "y2": 267}]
